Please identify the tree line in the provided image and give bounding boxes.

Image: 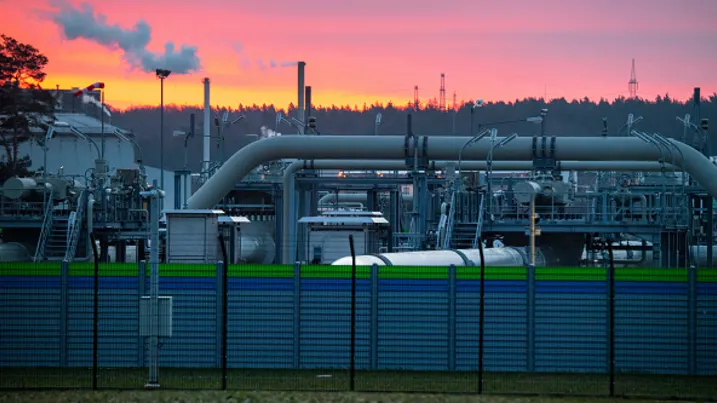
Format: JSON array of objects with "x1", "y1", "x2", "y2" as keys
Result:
[
  {"x1": 2, "y1": 33, "x2": 716, "y2": 180},
  {"x1": 110, "y1": 94, "x2": 716, "y2": 172}
]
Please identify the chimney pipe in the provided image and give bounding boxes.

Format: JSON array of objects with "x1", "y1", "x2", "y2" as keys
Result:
[
  {"x1": 297, "y1": 61, "x2": 306, "y2": 134},
  {"x1": 305, "y1": 86, "x2": 312, "y2": 133},
  {"x1": 203, "y1": 78, "x2": 211, "y2": 173}
]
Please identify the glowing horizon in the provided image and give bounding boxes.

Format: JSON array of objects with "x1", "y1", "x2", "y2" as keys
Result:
[{"x1": 2, "y1": 0, "x2": 716, "y2": 110}]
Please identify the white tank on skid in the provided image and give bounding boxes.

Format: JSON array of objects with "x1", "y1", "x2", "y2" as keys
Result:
[{"x1": 332, "y1": 246, "x2": 544, "y2": 267}]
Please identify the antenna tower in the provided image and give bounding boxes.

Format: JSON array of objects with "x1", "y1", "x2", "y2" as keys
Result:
[
  {"x1": 439, "y1": 73, "x2": 446, "y2": 111},
  {"x1": 452, "y1": 91, "x2": 457, "y2": 111},
  {"x1": 413, "y1": 85, "x2": 419, "y2": 110},
  {"x1": 628, "y1": 59, "x2": 638, "y2": 99}
]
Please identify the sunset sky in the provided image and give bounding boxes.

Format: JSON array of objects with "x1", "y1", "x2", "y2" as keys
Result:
[{"x1": 1, "y1": 0, "x2": 716, "y2": 110}]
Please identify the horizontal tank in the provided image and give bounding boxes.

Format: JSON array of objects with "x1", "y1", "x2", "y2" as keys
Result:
[
  {"x1": 0, "y1": 242, "x2": 31, "y2": 262},
  {"x1": 3, "y1": 178, "x2": 40, "y2": 200},
  {"x1": 331, "y1": 246, "x2": 543, "y2": 267}
]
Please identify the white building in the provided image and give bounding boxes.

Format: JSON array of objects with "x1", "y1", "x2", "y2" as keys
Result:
[{"x1": 17, "y1": 112, "x2": 176, "y2": 204}]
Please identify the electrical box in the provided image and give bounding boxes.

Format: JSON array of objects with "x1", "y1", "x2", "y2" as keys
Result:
[{"x1": 139, "y1": 296, "x2": 173, "y2": 337}]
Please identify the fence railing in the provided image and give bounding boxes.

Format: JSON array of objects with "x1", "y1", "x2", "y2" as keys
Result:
[{"x1": 0, "y1": 261, "x2": 716, "y2": 399}]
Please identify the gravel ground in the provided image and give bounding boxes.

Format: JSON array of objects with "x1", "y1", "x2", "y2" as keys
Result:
[{"x1": 0, "y1": 391, "x2": 697, "y2": 403}]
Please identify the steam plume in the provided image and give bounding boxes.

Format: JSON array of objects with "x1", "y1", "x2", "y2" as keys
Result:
[
  {"x1": 46, "y1": 0, "x2": 201, "y2": 74},
  {"x1": 234, "y1": 42, "x2": 296, "y2": 71},
  {"x1": 260, "y1": 126, "x2": 281, "y2": 138},
  {"x1": 81, "y1": 94, "x2": 111, "y2": 117}
]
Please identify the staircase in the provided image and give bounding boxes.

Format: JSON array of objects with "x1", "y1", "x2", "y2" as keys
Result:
[
  {"x1": 450, "y1": 223, "x2": 477, "y2": 249},
  {"x1": 37, "y1": 192, "x2": 88, "y2": 262}
]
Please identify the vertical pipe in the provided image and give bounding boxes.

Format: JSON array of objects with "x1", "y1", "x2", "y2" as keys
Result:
[
  {"x1": 160, "y1": 79, "x2": 165, "y2": 190},
  {"x1": 305, "y1": 86, "x2": 312, "y2": 134},
  {"x1": 607, "y1": 240, "x2": 616, "y2": 397},
  {"x1": 348, "y1": 234, "x2": 357, "y2": 391},
  {"x1": 90, "y1": 232, "x2": 100, "y2": 390},
  {"x1": 530, "y1": 195, "x2": 536, "y2": 265},
  {"x1": 215, "y1": 262, "x2": 224, "y2": 373},
  {"x1": 297, "y1": 62, "x2": 306, "y2": 133},
  {"x1": 100, "y1": 90, "x2": 105, "y2": 160},
  {"x1": 477, "y1": 236, "x2": 485, "y2": 394},
  {"x1": 707, "y1": 197, "x2": 713, "y2": 267},
  {"x1": 203, "y1": 78, "x2": 211, "y2": 173}
]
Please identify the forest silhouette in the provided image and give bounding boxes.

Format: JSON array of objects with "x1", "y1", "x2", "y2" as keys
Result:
[{"x1": 100, "y1": 94, "x2": 717, "y2": 172}]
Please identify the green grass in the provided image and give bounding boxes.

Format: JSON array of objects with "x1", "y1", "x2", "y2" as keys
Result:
[
  {"x1": 0, "y1": 368, "x2": 715, "y2": 400},
  {"x1": 0, "y1": 390, "x2": 693, "y2": 403}
]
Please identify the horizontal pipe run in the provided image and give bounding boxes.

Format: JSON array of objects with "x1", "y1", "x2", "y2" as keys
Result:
[
  {"x1": 188, "y1": 135, "x2": 697, "y2": 210},
  {"x1": 279, "y1": 158, "x2": 676, "y2": 264}
]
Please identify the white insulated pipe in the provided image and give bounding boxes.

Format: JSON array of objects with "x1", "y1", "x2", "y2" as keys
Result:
[
  {"x1": 202, "y1": 78, "x2": 211, "y2": 173},
  {"x1": 188, "y1": 135, "x2": 700, "y2": 211},
  {"x1": 331, "y1": 246, "x2": 539, "y2": 267},
  {"x1": 279, "y1": 158, "x2": 673, "y2": 264}
]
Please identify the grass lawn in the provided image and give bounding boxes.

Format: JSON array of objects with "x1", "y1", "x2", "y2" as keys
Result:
[
  {"x1": 0, "y1": 390, "x2": 700, "y2": 403},
  {"x1": 0, "y1": 368, "x2": 714, "y2": 401}
]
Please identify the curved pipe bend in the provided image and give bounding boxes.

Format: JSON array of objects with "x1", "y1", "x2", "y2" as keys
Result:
[{"x1": 187, "y1": 135, "x2": 692, "y2": 211}]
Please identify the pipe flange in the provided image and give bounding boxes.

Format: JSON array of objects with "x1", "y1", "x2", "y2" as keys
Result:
[
  {"x1": 370, "y1": 253, "x2": 393, "y2": 266},
  {"x1": 451, "y1": 249, "x2": 474, "y2": 266}
]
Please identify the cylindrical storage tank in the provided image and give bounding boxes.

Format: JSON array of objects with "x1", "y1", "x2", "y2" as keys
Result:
[
  {"x1": 3, "y1": 178, "x2": 38, "y2": 200},
  {"x1": 513, "y1": 181, "x2": 542, "y2": 204},
  {"x1": 0, "y1": 242, "x2": 31, "y2": 262},
  {"x1": 331, "y1": 247, "x2": 536, "y2": 267}
]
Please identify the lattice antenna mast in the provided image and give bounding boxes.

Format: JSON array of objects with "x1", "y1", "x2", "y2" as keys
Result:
[
  {"x1": 439, "y1": 73, "x2": 446, "y2": 111},
  {"x1": 413, "y1": 85, "x2": 419, "y2": 110},
  {"x1": 628, "y1": 58, "x2": 639, "y2": 99},
  {"x1": 452, "y1": 91, "x2": 457, "y2": 111}
]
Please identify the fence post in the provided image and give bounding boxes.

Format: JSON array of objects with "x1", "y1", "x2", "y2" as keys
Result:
[
  {"x1": 688, "y1": 264, "x2": 697, "y2": 375},
  {"x1": 448, "y1": 264, "x2": 456, "y2": 371},
  {"x1": 526, "y1": 264, "x2": 535, "y2": 373},
  {"x1": 59, "y1": 260, "x2": 69, "y2": 368},
  {"x1": 370, "y1": 263, "x2": 379, "y2": 370},
  {"x1": 293, "y1": 262, "x2": 301, "y2": 369},
  {"x1": 215, "y1": 262, "x2": 224, "y2": 369},
  {"x1": 137, "y1": 260, "x2": 146, "y2": 367},
  {"x1": 607, "y1": 241, "x2": 616, "y2": 397},
  {"x1": 477, "y1": 238, "x2": 486, "y2": 394}
]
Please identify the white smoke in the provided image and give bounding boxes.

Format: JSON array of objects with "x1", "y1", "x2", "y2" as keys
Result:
[
  {"x1": 260, "y1": 126, "x2": 281, "y2": 138},
  {"x1": 46, "y1": 0, "x2": 201, "y2": 74},
  {"x1": 234, "y1": 42, "x2": 296, "y2": 71},
  {"x1": 81, "y1": 94, "x2": 111, "y2": 117}
]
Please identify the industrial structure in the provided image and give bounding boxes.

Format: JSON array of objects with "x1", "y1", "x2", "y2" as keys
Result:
[{"x1": 0, "y1": 64, "x2": 713, "y2": 273}]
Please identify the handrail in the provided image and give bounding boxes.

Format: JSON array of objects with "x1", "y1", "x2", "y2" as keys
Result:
[
  {"x1": 472, "y1": 193, "x2": 486, "y2": 248},
  {"x1": 34, "y1": 199, "x2": 54, "y2": 262},
  {"x1": 64, "y1": 191, "x2": 86, "y2": 262}
]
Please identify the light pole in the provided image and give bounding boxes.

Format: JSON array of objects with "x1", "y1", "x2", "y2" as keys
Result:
[
  {"x1": 214, "y1": 110, "x2": 245, "y2": 164},
  {"x1": 470, "y1": 99, "x2": 484, "y2": 135},
  {"x1": 486, "y1": 132, "x2": 519, "y2": 216},
  {"x1": 156, "y1": 69, "x2": 172, "y2": 191}
]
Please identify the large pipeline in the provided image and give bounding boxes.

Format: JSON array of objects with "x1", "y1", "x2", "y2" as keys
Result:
[
  {"x1": 331, "y1": 246, "x2": 543, "y2": 267},
  {"x1": 280, "y1": 159, "x2": 672, "y2": 264},
  {"x1": 188, "y1": 135, "x2": 701, "y2": 210},
  {"x1": 318, "y1": 193, "x2": 413, "y2": 205}
]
